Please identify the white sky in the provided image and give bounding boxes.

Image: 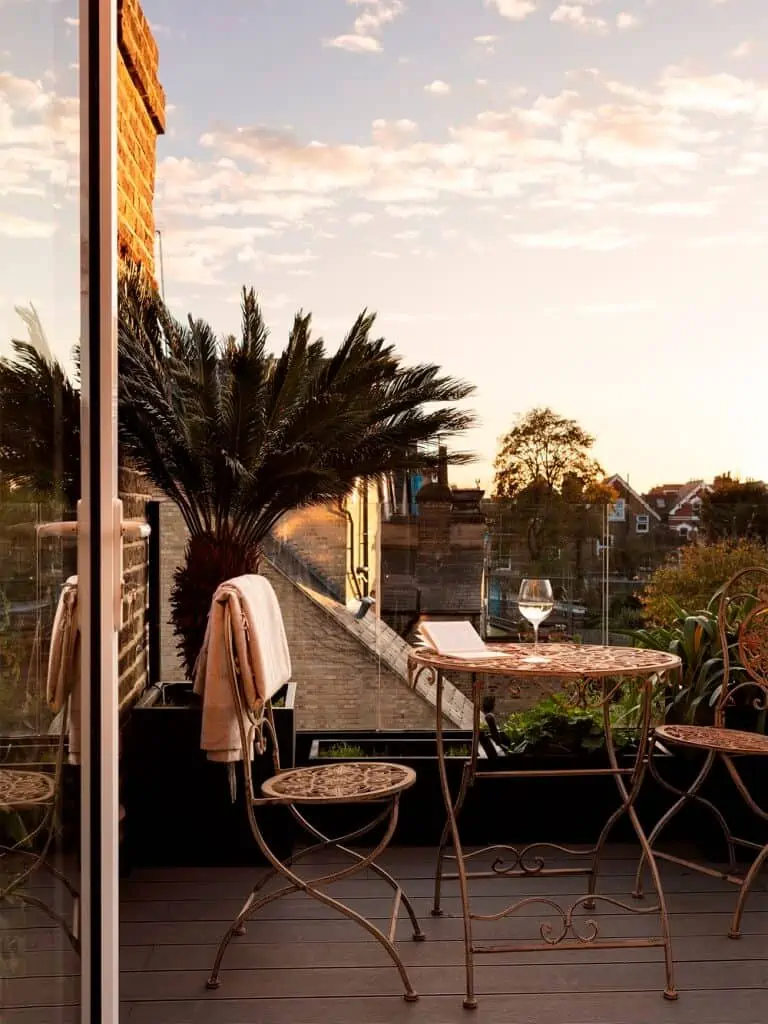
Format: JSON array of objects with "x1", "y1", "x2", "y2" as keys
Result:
[{"x1": 2, "y1": 0, "x2": 768, "y2": 492}]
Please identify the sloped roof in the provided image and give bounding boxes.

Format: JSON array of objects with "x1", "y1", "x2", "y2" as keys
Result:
[
  {"x1": 669, "y1": 480, "x2": 711, "y2": 516},
  {"x1": 604, "y1": 474, "x2": 662, "y2": 521}
]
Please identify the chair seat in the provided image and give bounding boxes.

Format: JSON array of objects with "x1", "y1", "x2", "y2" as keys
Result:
[
  {"x1": 261, "y1": 762, "x2": 416, "y2": 804},
  {"x1": 0, "y1": 768, "x2": 56, "y2": 810},
  {"x1": 655, "y1": 724, "x2": 768, "y2": 756}
]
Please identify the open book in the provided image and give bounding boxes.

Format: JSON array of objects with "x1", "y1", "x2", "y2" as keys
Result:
[{"x1": 417, "y1": 620, "x2": 499, "y2": 659}]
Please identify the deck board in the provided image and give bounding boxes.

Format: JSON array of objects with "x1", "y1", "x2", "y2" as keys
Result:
[{"x1": 3, "y1": 845, "x2": 767, "y2": 1023}]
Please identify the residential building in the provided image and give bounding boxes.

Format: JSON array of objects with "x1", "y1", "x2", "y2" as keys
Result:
[{"x1": 644, "y1": 480, "x2": 712, "y2": 539}]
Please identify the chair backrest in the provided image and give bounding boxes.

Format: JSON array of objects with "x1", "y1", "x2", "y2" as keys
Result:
[
  {"x1": 716, "y1": 566, "x2": 768, "y2": 725},
  {"x1": 222, "y1": 602, "x2": 282, "y2": 808}
]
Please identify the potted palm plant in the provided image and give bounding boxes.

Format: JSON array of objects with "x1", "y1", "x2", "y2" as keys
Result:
[
  {"x1": 116, "y1": 266, "x2": 475, "y2": 676},
  {"x1": 115, "y1": 266, "x2": 476, "y2": 863}
]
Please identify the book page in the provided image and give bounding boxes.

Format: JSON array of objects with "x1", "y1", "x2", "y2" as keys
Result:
[{"x1": 419, "y1": 620, "x2": 495, "y2": 657}]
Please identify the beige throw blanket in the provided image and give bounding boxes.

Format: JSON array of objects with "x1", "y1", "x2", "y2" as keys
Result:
[
  {"x1": 193, "y1": 574, "x2": 292, "y2": 763},
  {"x1": 46, "y1": 576, "x2": 81, "y2": 765}
]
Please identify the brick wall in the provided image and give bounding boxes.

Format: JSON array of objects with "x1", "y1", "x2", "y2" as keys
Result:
[
  {"x1": 271, "y1": 505, "x2": 348, "y2": 600},
  {"x1": 158, "y1": 499, "x2": 187, "y2": 680},
  {"x1": 117, "y1": 0, "x2": 165, "y2": 275},
  {"x1": 262, "y1": 562, "x2": 439, "y2": 731},
  {"x1": 118, "y1": 467, "x2": 153, "y2": 709},
  {"x1": 154, "y1": 502, "x2": 458, "y2": 728},
  {"x1": 115, "y1": 1, "x2": 164, "y2": 709}
]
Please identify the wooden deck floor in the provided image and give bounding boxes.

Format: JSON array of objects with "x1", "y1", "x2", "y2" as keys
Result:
[{"x1": 3, "y1": 845, "x2": 768, "y2": 1023}]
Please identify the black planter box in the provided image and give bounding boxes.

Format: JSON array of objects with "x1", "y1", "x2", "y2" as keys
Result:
[
  {"x1": 296, "y1": 731, "x2": 725, "y2": 850},
  {"x1": 121, "y1": 681, "x2": 295, "y2": 868}
]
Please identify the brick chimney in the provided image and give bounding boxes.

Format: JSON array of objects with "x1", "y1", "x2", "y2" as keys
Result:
[{"x1": 117, "y1": 0, "x2": 165, "y2": 276}]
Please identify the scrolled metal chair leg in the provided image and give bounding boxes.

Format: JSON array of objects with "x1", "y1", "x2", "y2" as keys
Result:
[
  {"x1": 208, "y1": 797, "x2": 419, "y2": 1002},
  {"x1": 290, "y1": 806, "x2": 426, "y2": 940},
  {"x1": 729, "y1": 841, "x2": 768, "y2": 939},
  {"x1": 634, "y1": 748, "x2": 723, "y2": 900}
]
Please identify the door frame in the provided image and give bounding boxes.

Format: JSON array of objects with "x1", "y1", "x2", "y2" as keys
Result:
[{"x1": 79, "y1": 2, "x2": 120, "y2": 1020}]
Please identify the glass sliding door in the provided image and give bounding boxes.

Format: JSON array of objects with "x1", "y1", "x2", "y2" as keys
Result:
[{"x1": 0, "y1": 1, "x2": 120, "y2": 1021}]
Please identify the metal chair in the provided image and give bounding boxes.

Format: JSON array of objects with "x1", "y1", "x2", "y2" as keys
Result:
[
  {"x1": 205, "y1": 599, "x2": 424, "y2": 1001},
  {"x1": 634, "y1": 566, "x2": 768, "y2": 936},
  {"x1": 0, "y1": 701, "x2": 80, "y2": 954}
]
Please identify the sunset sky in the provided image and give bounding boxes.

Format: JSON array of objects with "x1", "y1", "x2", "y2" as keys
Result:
[{"x1": 2, "y1": 0, "x2": 768, "y2": 492}]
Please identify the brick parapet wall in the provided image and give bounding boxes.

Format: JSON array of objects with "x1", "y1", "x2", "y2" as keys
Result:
[
  {"x1": 271, "y1": 506, "x2": 347, "y2": 600},
  {"x1": 154, "y1": 502, "x2": 458, "y2": 728},
  {"x1": 118, "y1": 468, "x2": 153, "y2": 709},
  {"x1": 117, "y1": 0, "x2": 165, "y2": 275}
]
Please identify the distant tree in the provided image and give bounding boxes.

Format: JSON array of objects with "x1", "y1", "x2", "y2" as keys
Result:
[
  {"x1": 701, "y1": 474, "x2": 768, "y2": 543},
  {"x1": 492, "y1": 409, "x2": 608, "y2": 569},
  {"x1": 493, "y1": 408, "x2": 603, "y2": 498},
  {"x1": 641, "y1": 538, "x2": 768, "y2": 627}
]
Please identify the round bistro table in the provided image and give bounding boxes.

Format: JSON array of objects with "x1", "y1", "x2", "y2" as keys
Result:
[{"x1": 407, "y1": 642, "x2": 682, "y2": 1009}]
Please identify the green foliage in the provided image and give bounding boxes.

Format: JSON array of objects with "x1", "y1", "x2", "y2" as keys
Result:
[
  {"x1": 325, "y1": 743, "x2": 366, "y2": 759},
  {"x1": 702, "y1": 474, "x2": 768, "y2": 544},
  {"x1": 499, "y1": 691, "x2": 638, "y2": 756},
  {"x1": 447, "y1": 744, "x2": 471, "y2": 758},
  {"x1": 117, "y1": 266, "x2": 476, "y2": 674},
  {"x1": 626, "y1": 593, "x2": 750, "y2": 725},
  {"x1": 0, "y1": 306, "x2": 80, "y2": 506},
  {"x1": 642, "y1": 539, "x2": 768, "y2": 628}
]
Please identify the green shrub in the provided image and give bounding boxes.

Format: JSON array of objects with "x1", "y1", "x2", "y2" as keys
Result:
[
  {"x1": 325, "y1": 743, "x2": 366, "y2": 759},
  {"x1": 499, "y1": 691, "x2": 639, "y2": 756},
  {"x1": 642, "y1": 539, "x2": 768, "y2": 627}
]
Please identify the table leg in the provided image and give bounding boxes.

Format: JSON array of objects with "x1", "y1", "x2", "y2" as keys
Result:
[
  {"x1": 435, "y1": 669, "x2": 477, "y2": 1009},
  {"x1": 587, "y1": 676, "x2": 677, "y2": 1001}
]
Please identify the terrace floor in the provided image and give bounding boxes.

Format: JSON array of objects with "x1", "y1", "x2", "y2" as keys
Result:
[{"x1": 4, "y1": 844, "x2": 768, "y2": 1023}]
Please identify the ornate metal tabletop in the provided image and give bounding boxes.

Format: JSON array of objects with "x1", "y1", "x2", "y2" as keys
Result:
[{"x1": 409, "y1": 642, "x2": 681, "y2": 679}]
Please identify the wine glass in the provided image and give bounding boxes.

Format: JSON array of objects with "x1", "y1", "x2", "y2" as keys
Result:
[{"x1": 518, "y1": 578, "x2": 554, "y2": 662}]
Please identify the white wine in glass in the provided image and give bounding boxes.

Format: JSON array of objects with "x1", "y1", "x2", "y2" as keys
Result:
[{"x1": 518, "y1": 578, "x2": 554, "y2": 662}]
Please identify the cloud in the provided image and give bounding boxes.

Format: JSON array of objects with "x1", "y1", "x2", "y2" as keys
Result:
[
  {"x1": 0, "y1": 212, "x2": 55, "y2": 238},
  {"x1": 485, "y1": 0, "x2": 537, "y2": 20},
  {"x1": 325, "y1": 0, "x2": 405, "y2": 55},
  {"x1": 371, "y1": 117, "x2": 418, "y2": 146},
  {"x1": 372, "y1": 250, "x2": 398, "y2": 259},
  {"x1": 0, "y1": 73, "x2": 79, "y2": 199},
  {"x1": 384, "y1": 204, "x2": 444, "y2": 218},
  {"x1": 474, "y1": 34, "x2": 498, "y2": 52},
  {"x1": 644, "y1": 201, "x2": 715, "y2": 216},
  {"x1": 616, "y1": 12, "x2": 640, "y2": 30},
  {"x1": 562, "y1": 101, "x2": 705, "y2": 170},
  {"x1": 579, "y1": 301, "x2": 655, "y2": 316},
  {"x1": 425, "y1": 80, "x2": 451, "y2": 95},
  {"x1": 393, "y1": 229, "x2": 421, "y2": 239},
  {"x1": 268, "y1": 249, "x2": 317, "y2": 265},
  {"x1": 659, "y1": 67, "x2": 768, "y2": 118},
  {"x1": 349, "y1": 211, "x2": 374, "y2": 224},
  {"x1": 729, "y1": 41, "x2": 754, "y2": 60},
  {"x1": 692, "y1": 231, "x2": 768, "y2": 247},
  {"x1": 511, "y1": 228, "x2": 642, "y2": 251},
  {"x1": 327, "y1": 34, "x2": 381, "y2": 53},
  {"x1": 476, "y1": 78, "x2": 489, "y2": 87},
  {"x1": 551, "y1": 4, "x2": 608, "y2": 35}
]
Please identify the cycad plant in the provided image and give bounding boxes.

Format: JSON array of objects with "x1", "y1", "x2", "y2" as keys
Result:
[
  {"x1": 117, "y1": 269, "x2": 475, "y2": 675},
  {"x1": 0, "y1": 305, "x2": 80, "y2": 506}
]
